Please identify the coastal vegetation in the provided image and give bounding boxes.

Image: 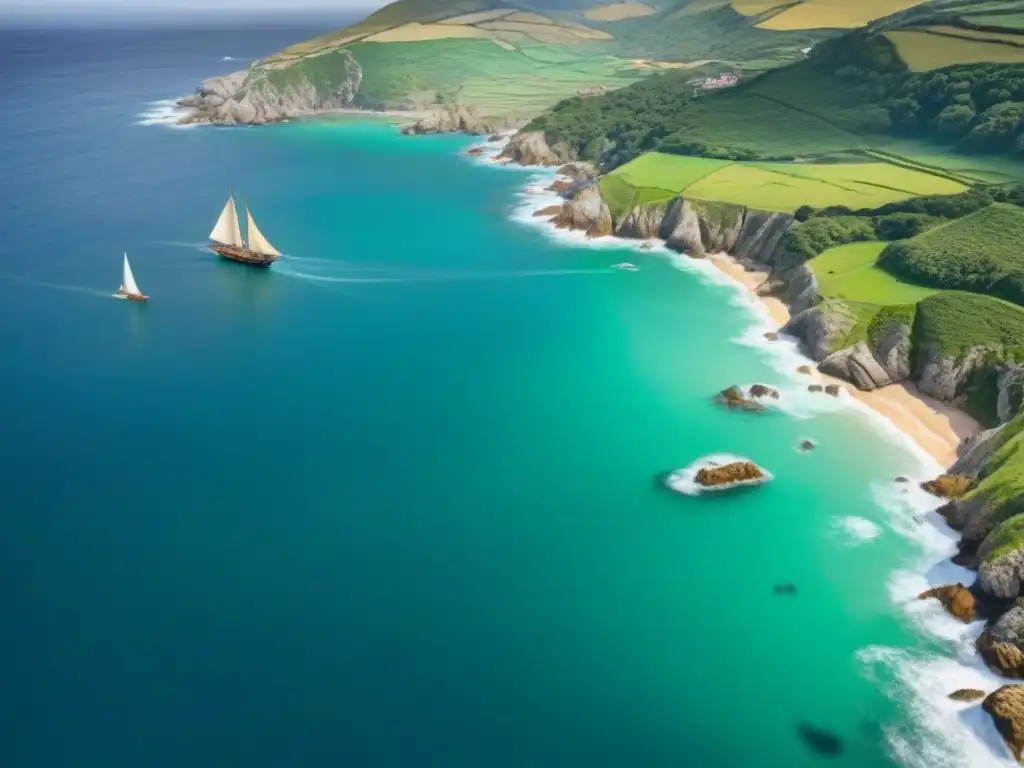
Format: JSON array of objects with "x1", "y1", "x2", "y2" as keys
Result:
[{"x1": 878, "y1": 203, "x2": 1024, "y2": 305}]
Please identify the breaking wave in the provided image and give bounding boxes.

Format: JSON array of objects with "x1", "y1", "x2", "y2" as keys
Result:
[{"x1": 135, "y1": 98, "x2": 193, "y2": 128}]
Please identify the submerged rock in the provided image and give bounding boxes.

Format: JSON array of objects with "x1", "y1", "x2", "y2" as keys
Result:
[
  {"x1": 749, "y1": 384, "x2": 780, "y2": 400},
  {"x1": 808, "y1": 384, "x2": 824, "y2": 393},
  {"x1": 984, "y1": 685, "x2": 1024, "y2": 761},
  {"x1": 800, "y1": 440, "x2": 816, "y2": 452},
  {"x1": 895, "y1": 476, "x2": 909, "y2": 483},
  {"x1": 467, "y1": 147, "x2": 484, "y2": 156},
  {"x1": 797, "y1": 365, "x2": 813, "y2": 376},
  {"x1": 696, "y1": 461, "x2": 765, "y2": 488},
  {"x1": 764, "y1": 331, "x2": 778, "y2": 341},
  {"x1": 918, "y1": 583, "x2": 976, "y2": 623},
  {"x1": 949, "y1": 688, "x2": 986, "y2": 703},
  {"x1": 921, "y1": 474, "x2": 975, "y2": 499},
  {"x1": 774, "y1": 583, "x2": 798, "y2": 595},
  {"x1": 795, "y1": 723, "x2": 843, "y2": 756},
  {"x1": 715, "y1": 385, "x2": 779, "y2": 412},
  {"x1": 824, "y1": 384, "x2": 842, "y2": 397}
]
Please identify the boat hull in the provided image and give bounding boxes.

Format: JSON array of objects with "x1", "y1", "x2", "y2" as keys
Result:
[
  {"x1": 114, "y1": 290, "x2": 148, "y2": 302},
  {"x1": 211, "y1": 244, "x2": 278, "y2": 268}
]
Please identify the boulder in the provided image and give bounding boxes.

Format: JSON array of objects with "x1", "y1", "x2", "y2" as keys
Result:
[
  {"x1": 808, "y1": 384, "x2": 824, "y2": 393},
  {"x1": 696, "y1": 461, "x2": 765, "y2": 488},
  {"x1": 715, "y1": 386, "x2": 765, "y2": 412},
  {"x1": 749, "y1": 384, "x2": 780, "y2": 399},
  {"x1": 921, "y1": 474, "x2": 975, "y2": 499},
  {"x1": 984, "y1": 685, "x2": 1024, "y2": 762},
  {"x1": 918, "y1": 583, "x2": 976, "y2": 622},
  {"x1": 825, "y1": 384, "x2": 841, "y2": 397},
  {"x1": 978, "y1": 517, "x2": 1024, "y2": 600},
  {"x1": 467, "y1": 147, "x2": 484, "y2": 156},
  {"x1": 499, "y1": 131, "x2": 569, "y2": 166},
  {"x1": 949, "y1": 689, "x2": 986, "y2": 702},
  {"x1": 797, "y1": 365, "x2": 813, "y2": 376},
  {"x1": 764, "y1": 332, "x2": 778, "y2": 341},
  {"x1": 783, "y1": 306, "x2": 856, "y2": 362},
  {"x1": 819, "y1": 342, "x2": 892, "y2": 391},
  {"x1": 979, "y1": 608, "x2": 1024, "y2": 677},
  {"x1": 553, "y1": 185, "x2": 612, "y2": 238}
]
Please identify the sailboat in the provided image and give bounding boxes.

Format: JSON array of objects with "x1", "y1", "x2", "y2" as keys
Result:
[
  {"x1": 114, "y1": 252, "x2": 148, "y2": 301},
  {"x1": 208, "y1": 193, "x2": 281, "y2": 267}
]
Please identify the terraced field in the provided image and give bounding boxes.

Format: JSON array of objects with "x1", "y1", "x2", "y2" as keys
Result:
[
  {"x1": 599, "y1": 153, "x2": 967, "y2": 216},
  {"x1": 757, "y1": 0, "x2": 930, "y2": 30}
]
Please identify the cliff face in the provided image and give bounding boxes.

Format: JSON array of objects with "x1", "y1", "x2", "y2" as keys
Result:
[
  {"x1": 178, "y1": 50, "x2": 363, "y2": 125},
  {"x1": 402, "y1": 105, "x2": 508, "y2": 136}
]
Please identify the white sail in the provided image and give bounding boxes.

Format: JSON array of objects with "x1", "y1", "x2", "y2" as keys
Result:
[
  {"x1": 209, "y1": 194, "x2": 243, "y2": 247},
  {"x1": 122, "y1": 252, "x2": 142, "y2": 296},
  {"x1": 245, "y1": 207, "x2": 280, "y2": 257}
]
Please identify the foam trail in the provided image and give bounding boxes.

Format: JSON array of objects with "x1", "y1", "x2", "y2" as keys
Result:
[
  {"x1": 276, "y1": 266, "x2": 614, "y2": 285},
  {"x1": 222, "y1": 56, "x2": 236, "y2": 61},
  {"x1": 135, "y1": 99, "x2": 194, "y2": 128},
  {"x1": 833, "y1": 515, "x2": 882, "y2": 544},
  {"x1": 0, "y1": 274, "x2": 112, "y2": 298}
]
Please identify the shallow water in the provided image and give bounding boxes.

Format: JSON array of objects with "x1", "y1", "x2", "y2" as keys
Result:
[{"x1": 0, "y1": 23, "x2": 1014, "y2": 768}]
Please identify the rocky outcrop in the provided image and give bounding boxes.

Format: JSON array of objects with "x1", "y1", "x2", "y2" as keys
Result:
[
  {"x1": 659, "y1": 199, "x2": 707, "y2": 255},
  {"x1": 715, "y1": 384, "x2": 779, "y2": 412},
  {"x1": 553, "y1": 185, "x2": 612, "y2": 238},
  {"x1": 949, "y1": 688, "x2": 986, "y2": 702},
  {"x1": 178, "y1": 53, "x2": 363, "y2": 125},
  {"x1": 615, "y1": 202, "x2": 668, "y2": 240},
  {"x1": 733, "y1": 211, "x2": 793, "y2": 268},
  {"x1": 499, "y1": 131, "x2": 571, "y2": 166},
  {"x1": 783, "y1": 306, "x2": 855, "y2": 362},
  {"x1": 951, "y1": 425, "x2": 1007, "y2": 477},
  {"x1": 984, "y1": 685, "x2": 1024, "y2": 762},
  {"x1": 1000, "y1": 362, "x2": 1024, "y2": 424},
  {"x1": 979, "y1": 608, "x2": 1024, "y2": 678},
  {"x1": 978, "y1": 523, "x2": 1024, "y2": 600},
  {"x1": 533, "y1": 205, "x2": 562, "y2": 218},
  {"x1": 402, "y1": 104, "x2": 502, "y2": 136},
  {"x1": 916, "y1": 344, "x2": 989, "y2": 402},
  {"x1": 872, "y1": 321, "x2": 913, "y2": 382},
  {"x1": 696, "y1": 461, "x2": 765, "y2": 488},
  {"x1": 922, "y1": 474, "x2": 975, "y2": 499},
  {"x1": 918, "y1": 583, "x2": 977, "y2": 622},
  {"x1": 557, "y1": 162, "x2": 598, "y2": 182},
  {"x1": 819, "y1": 342, "x2": 893, "y2": 391}
]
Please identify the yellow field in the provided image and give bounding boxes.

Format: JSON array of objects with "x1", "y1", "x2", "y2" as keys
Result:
[
  {"x1": 731, "y1": 0, "x2": 787, "y2": 16},
  {"x1": 363, "y1": 23, "x2": 493, "y2": 43},
  {"x1": 437, "y1": 10, "x2": 515, "y2": 25},
  {"x1": 504, "y1": 12, "x2": 556, "y2": 24},
  {"x1": 922, "y1": 25, "x2": 1024, "y2": 46},
  {"x1": 886, "y1": 29, "x2": 1024, "y2": 70},
  {"x1": 583, "y1": 2, "x2": 658, "y2": 21},
  {"x1": 479, "y1": 20, "x2": 613, "y2": 42},
  {"x1": 757, "y1": 0, "x2": 929, "y2": 30}
]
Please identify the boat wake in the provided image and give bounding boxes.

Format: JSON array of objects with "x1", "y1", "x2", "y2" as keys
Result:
[
  {"x1": 135, "y1": 98, "x2": 193, "y2": 128},
  {"x1": 0, "y1": 274, "x2": 112, "y2": 299},
  {"x1": 276, "y1": 266, "x2": 610, "y2": 286}
]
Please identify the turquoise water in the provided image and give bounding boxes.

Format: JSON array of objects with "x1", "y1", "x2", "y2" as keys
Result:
[{"x1": 0, "y1": 25, "x2": 1005, "y2": 768}]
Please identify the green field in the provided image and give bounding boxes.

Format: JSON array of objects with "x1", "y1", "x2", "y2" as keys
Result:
[
  {"x1": 599, "y1": 153, "x2": 967, "y2": 217},
  {"x1": 809, "y1": 241, "x2": 939, "y2": 303},
  {"x1": 914, "y1": 291, "x2": 1024, "y2": 356},
  {"x1": 879, "y1": 204, "x2": 1024, "y2": 305}
]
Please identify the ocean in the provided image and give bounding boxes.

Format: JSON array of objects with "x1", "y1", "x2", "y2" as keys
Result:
[{"x1": 0, "y1": 21, "x2": 1013, "y2": 768}]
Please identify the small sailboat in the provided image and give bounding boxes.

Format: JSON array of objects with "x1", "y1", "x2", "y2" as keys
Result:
[
  {"x1": 114, "y1": 252, "x2": 148, "y2": 301},
  {"x1": 208, "y1": 193, "x2": 281, "y2": 267}
]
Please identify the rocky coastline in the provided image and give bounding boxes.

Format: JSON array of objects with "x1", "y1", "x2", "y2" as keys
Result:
[{"x1": 488, "y1": 129, "x2": 1024, "y2": 761}]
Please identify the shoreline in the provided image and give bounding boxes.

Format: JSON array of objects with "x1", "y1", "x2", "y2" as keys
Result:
[{"x1": 707, "y1": 253, "x2": 981, "y2": 468}]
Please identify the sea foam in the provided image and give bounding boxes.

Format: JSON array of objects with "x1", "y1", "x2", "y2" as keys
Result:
[{"x1": 135, "y1": 98, "x2": 194, "y2": 128}]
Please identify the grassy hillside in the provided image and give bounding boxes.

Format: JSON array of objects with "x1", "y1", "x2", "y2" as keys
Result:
[
  {"x1": 878, "y1": 203, "x2": 1024, "y2": 305},
  {"x1": 597, "y1": 151, "x2": 966, "y2": 217},
  {"x1": 241, "y1": 0, "x2": 892, "y2": 119},
  {"x1": 526, "y1": 3, "x2": 1024, "y2": 171},
  {"x1": 809, "y1": 241, "x2": 939, "y2": 303}
]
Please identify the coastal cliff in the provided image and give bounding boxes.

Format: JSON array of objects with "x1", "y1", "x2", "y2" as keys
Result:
[
  {"x1": 512, "y1": 132, "x2": 1022, "y2": 420},
  {"x1": 177, "y1": 50, "x2": 363, "y2": 125}
]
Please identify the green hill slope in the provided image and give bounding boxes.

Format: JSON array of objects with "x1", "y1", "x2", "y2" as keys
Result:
[{"x1": 526, "y1": 1, "x2": 1024, "y2": 169}]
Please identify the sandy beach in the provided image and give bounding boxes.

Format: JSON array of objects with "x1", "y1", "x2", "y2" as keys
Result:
[{"x1": 709, "y1": 253, "x2": 981, "y2": 468}]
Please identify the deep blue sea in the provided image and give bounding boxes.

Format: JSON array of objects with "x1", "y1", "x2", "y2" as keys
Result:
[{"x1": 0, "y1": 21, "x2": 1014, "y2": 768}]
